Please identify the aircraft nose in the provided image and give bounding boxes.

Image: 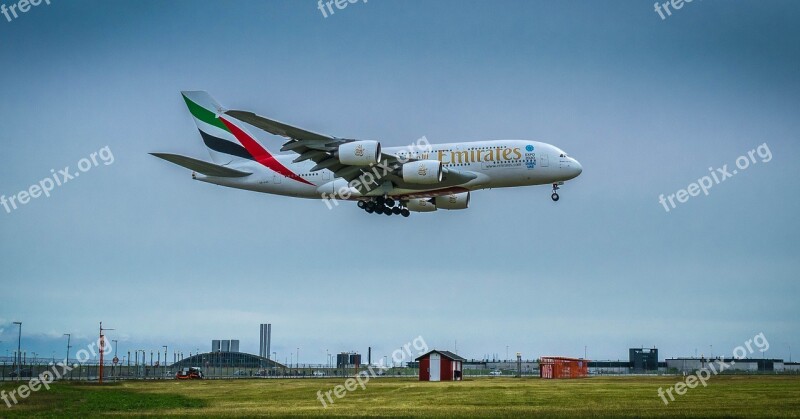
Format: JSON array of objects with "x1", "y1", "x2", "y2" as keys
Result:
[
  {"x1": 564, "y1": 157, "x2": 582, "y2": 179},
  {"x1": 572, "y1": 158, "x2": 582, "y2": 177}
]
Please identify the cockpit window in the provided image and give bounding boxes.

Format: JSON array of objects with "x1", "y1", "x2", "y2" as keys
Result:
[{"x1": 559, "y1": 153, "x2": 566, "y2": 158}]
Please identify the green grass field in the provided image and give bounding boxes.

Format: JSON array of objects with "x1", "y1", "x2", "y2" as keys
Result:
[{"x1": 1, "y1": 376, "x2": 799, "y2": 417}]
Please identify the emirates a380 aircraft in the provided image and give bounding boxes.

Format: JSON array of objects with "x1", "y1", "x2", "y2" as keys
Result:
[{"x1": 152, "y1": 91, "x2": 582, "y2": 217}]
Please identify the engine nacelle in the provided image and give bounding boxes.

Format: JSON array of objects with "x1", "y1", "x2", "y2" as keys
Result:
[
  {"x1": 434, "y1": 192, "x2": 470, "y2": 210},
  {"x1": 406, "y1": 198, "x2": 437, "y2": 212},
  {"x1": 338, "y1": 141, "x2": 381, "y2": 166},
  {"x1": 401, "y1": 160, "x2": 442, "y2": 184}
]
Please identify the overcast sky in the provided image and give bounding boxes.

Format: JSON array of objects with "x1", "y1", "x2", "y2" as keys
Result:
[{"x1": 0, "y1": 0, "x2": 798, "y2": 365}]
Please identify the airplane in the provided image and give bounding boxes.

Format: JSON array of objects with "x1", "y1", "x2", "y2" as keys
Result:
[{"x1": 152, "y1": 91, "x2": 583, "y2": 217}]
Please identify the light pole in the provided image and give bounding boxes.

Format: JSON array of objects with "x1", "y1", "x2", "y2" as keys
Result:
[
  {"x1": 13, "y1": 322, "x2": 21, "y2": 381},
  {"x1": 297, "y1": 347, "x2": 300, "y2": 370},
  {"x1": 163, "y1": 346, "x2": 168, "y2": 377},
  {"x1": 506, "y1": 346, "x2": 509, "y2": 362},
  {"x1": 111, "y1": 340, "x2": 118, "y2": 379}
]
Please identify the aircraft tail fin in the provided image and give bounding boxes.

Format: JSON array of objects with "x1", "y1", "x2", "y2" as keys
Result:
[{"x1": 181, "y1": 91, "x2": 262, "y2": 164}]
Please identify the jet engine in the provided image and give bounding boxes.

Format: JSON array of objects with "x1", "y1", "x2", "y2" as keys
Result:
[
  {"x1": 338, "y1": 140, "x2": 381, "y2": 166},
  {"x1": 406, "y1": 198, "x2": 437, "y2": 212},
  {"x1": 434, "y1": 192, "x2": 470, "y2": 210},
  {"x1": 401, "y1": 160, "x2": 442, "y2": 184}
]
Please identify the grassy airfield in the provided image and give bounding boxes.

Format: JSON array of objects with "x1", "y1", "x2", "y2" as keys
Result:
[{"x1": 1, "y1": 375, "x2": 799, "y2": 417}]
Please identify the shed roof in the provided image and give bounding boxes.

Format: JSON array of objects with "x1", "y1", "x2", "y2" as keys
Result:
[{"x1": 415, "y1": 350, "x2": 466, "y2": 362}]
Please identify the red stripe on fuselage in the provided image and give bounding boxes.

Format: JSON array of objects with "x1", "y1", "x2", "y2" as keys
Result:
[{"x1": 219, "y1": 117, "x2": 314, "y2": 186}]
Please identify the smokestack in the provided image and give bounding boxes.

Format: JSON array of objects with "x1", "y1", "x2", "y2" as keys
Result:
[{"x1": 260, "y1": 324, "x2": 272, "y2": 359}]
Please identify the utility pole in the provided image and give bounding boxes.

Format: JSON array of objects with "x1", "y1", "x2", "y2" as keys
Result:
[
  {"x1": 99, "y1": 322, "x2": 114, "y2": 384},
  {"x1": 13, "y1": 322, "x2": 22, "y2": 382},
  {"x1": 163, "y1": 346, "x2": 168, "y2": 377},
  {"x1": 64, "y1": 334, "x2": 71, "y2": 366},
  {"x1": 112, "y1": 339, "x2": 118, "y2": 379}
]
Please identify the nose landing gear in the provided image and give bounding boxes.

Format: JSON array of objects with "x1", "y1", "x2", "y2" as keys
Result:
[{"x1": 551, "y1": 184, "x2": 560, "y2": 202}]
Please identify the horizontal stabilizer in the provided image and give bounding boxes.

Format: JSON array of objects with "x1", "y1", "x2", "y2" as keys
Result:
[{"x1": 150, "y1": 153, "x2": 252, "y2": 178}]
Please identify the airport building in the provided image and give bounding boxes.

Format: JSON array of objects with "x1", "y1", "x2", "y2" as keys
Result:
[
  {"x1": 630, "y1": 348, "x2": 658, "y2": 372},
  {"x1": 665, "y1": 357, "x2": 788, "y2": 373},
  {"x1": 211, "y1": 339, "x2": 240, "y2": 353},
  {"x1": 336, "y1": 352, "x2": 362, "y2": 368},
  {"x1": 172, "y1": 351, "x2": 284, "y2": 371}
]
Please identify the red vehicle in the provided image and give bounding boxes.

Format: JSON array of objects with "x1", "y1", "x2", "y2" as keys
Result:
[{"x1": 176, "y1": 367, "x2": 204, "y2": 380}]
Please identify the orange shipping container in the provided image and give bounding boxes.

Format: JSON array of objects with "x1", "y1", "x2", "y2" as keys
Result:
[{"x1": 539, "y1": 357, "x2": 589, "y2": 379}]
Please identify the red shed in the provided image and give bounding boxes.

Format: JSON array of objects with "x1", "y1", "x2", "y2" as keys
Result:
[
  {"x1": 539, "y1": 356, "x2": 589, "y2": 379},
  {"x1": 416, "y1": 350, "x2": 465, "y2": 381}
]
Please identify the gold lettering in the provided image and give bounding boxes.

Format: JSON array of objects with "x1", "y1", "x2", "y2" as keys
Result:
[
  {"x1": 485, "y1": 148, "x2": 495, "y2": 161},
  {"x1": 437, "y1": 150, "x2": 449, "y2": 165},
  {"x1": 452, "y1": 150, "x2": 469, "y2": 164},
  {"x1": 512, "y1": 148, "x2": 522, "y2": 159},
  {"x1": 502, "y1": 148, "x2": 512, "y2": 160}
]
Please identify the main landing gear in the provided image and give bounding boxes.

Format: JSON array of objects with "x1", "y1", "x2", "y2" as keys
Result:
[
  {"x1": 551, "y1": 184, "x2": 560, "y2": 202},
  {"x1": 358, "y1": 197, "x2": 410, "y2": 217}
]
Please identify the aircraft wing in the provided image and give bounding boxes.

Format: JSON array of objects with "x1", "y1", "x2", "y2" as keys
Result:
[{"x1": 225, "y1": 110, "x2": 477, "y2": 192}]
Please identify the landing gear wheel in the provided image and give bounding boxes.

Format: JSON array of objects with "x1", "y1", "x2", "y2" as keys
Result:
[
  {"x1": 384, "y1": 208, "x2": 392, "y2": 216},
  {"x1": 365, "y1": 207, "x2": 374, "y2": 214},
  {"x1": 374, "y1": 206, "x2": 384, "y2": 214},
  {"x1": 392, "y1": 207, "x2": 401, "y2": 215},
  {"x1": 376, "y1": 196, "x2": 386, "y2": 206},
  {"x1": 401, "y1": 208, "x2": 410, "y2": 217},
  {"x1": 385, "y1": 198, "x2": 396, "y2": 208},
  {"x1": 551, "y1": 193, "x2": 560, "y2": 202},
  {"x1": 357, "y1": 201, "x2": 367, "y2": 209}
]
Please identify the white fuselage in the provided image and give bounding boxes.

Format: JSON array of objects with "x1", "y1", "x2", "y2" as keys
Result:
[{"x1": 194, "y1": 139, "x2": 582, "y2": 200}]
